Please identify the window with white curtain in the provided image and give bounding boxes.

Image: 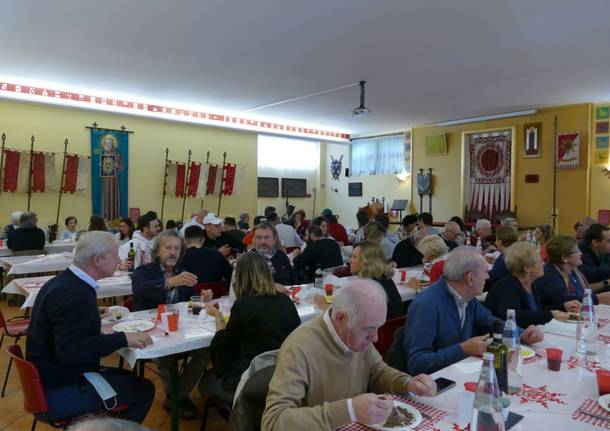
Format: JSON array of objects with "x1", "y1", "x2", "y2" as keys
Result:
[
  {"x1": 351, "y1": 134, "x2": 405, "y2": 176},
  {"x1": 257, "y1": 134, "x2": 319, "y2": 175}
]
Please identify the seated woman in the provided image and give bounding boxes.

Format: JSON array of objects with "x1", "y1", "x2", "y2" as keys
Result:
[
  {"x1": 416, "y1": 235, "x2": 449, "y2": 284},
  {"x1": 485, "y1": 242, "x2": 568, "y2": 327},
  {"x1": 88, "y1": 215, "x2": 108, "y2": 231},
  {"x1": 60, "y1": 216, "x2": 78, "y2": 240},
  {"x1": 289, "y1": 210, "x2": 308, "y2": 239},
  {"x1": 115, "y1": 217, "x2": 135, "y2": 246},
  {"x1": 534, "y1": 224, "x2": 553, "y2": 262},
  {"x1": 315, "y1": 240, "x2": 403, "y2": 319},
  {"x1": 534, "y1": 235, "x2": 610, "y2": 312},
  {"x1": 201, "y1": 252, "x2": 301, "y2": 402}
]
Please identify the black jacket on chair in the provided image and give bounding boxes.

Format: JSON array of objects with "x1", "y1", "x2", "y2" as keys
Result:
[
  {"x1": 7, "y1": 224, "x2": 46, "y2": 251},
  {"x1": 131, "y1": 263, "x2": 196, "y2": 311}
]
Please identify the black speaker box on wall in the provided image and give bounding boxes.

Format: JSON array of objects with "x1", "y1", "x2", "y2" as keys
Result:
[{"x1": 345, "y1": 168, "x2": 350, "y2": 177}]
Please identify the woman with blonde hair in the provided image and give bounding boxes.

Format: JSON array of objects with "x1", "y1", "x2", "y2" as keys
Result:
[
  {"x1": 485, "y1": 241, "x2": 568, "y2": 327},
  {"x1": 416, "y1": 235, "x2": 449, "y2": 283},
  {"x1": 202, "y1": 252, "x2": 300, "y2": 401}
]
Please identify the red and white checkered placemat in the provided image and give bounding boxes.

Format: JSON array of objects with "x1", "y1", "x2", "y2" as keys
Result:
[
  {"x1": 572, "y1": 398, "x2": 610, "y2": 429},
  {"x1": 338, "y1": 395, "x2": 448, "y2": 431}
]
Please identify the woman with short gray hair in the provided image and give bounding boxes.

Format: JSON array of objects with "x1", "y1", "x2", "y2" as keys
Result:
[
  {"x1": 484, "y1": 241, "x2": 568, "y2": 327},
  {"x1": 417, "y1": 235, "x2": 449, "y2": 283}
]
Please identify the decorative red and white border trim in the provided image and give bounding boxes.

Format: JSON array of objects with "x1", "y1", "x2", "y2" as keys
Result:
[{"x1": 0, "y1": 81, "x2": 350, "y2": 142}]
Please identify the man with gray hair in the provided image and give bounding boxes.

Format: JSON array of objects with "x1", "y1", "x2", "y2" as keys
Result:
[
  {"x1": 440, "y1": 221, "x2": 461, "y2": 251},
  {"x1": 2, "y1": 210, "x2": 23, "y2": 239},
  {"x1": 404, "y1": 246, "x2": 543, "y2": 375},
  {"x1": 26, "y1": 231, "x2": 154, "y2": 424},
  {"x1": 470, "y1": 218, "x2": 495, "y2": 252},
  {"x1": 7, "y1": 211, "x2": 46, "y2": 251},
  {"x1": 262, "y1": 279, "x2": 436, "y2": 430}
]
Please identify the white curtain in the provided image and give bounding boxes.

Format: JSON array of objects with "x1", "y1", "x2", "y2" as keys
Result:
[{"x1": 351, "y1": 134, "x2": 404, "y2": 176}]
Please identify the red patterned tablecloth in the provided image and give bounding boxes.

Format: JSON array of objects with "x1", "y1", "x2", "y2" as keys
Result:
[
  {"x1": 572, "y1": 398, "x2": 610, "y2": 429},
  {"x1": 338, "y1": 395, "x2": 448, "y2": 431}
]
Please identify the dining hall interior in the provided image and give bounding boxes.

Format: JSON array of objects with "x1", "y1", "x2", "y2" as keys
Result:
[{"x1": 1, "y1": 1, "x2": 610, "y2": 431}]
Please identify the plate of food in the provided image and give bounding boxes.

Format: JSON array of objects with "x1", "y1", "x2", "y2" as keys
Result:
[
  {"x1": 112, "y1": 320, "x2": 155, "y2": 333},
  {"x1": 369, "y1": 400, "x2": 422, "y2": 431},
  {"x1": 107, "y1": 306, "x2": 129, "y2": 321},
  {"x1": 521, "y1": 345, "x2": 535, "y2": 360}
]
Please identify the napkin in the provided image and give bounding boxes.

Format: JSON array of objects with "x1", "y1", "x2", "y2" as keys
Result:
[
  {"x1": 544, "y1": 319, "x2": 577, "y2": 337},
  {"x1": 452, "y1": 357, "x2": 483, "y2": 374}
]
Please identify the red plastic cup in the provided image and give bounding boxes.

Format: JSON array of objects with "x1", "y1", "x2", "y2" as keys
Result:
[
  {"x1": 400, "y1": 270, "x2": 406, "y2": 282},
  {"x1": 597, "y1": 370, "x2": 610, "y2": 395},
  {"x1": 167, "y1": 310, "x2": 179, "y2": 332},
  {"x1": 546, "y1": 348, "x2": 563, "y2": 371},
  {"x1": 464, "y1": 382, "x2": 477, "y2": 392},
  {"x1": 156, "y1": 304, "x2": 167, "y2": 322},
  {"x1": 324, "y1": 283, "x2": 334, "y2": 296},
  {"x1": 290, "y1": 286, "x2": 301, "y2": 299}
]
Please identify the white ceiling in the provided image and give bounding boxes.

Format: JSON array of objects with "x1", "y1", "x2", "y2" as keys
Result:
[{"x1": 2, "y1": 0, "x2": 609, "y2": 136}]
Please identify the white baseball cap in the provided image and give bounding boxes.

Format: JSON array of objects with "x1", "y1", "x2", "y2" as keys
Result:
[{"x1": 203, "y1": 213, "x2": 223, "y2": 225}]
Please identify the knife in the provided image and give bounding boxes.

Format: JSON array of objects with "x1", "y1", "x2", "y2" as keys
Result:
[{"x1": 577, "y1": 409, "x2": 610, "y2": 422}]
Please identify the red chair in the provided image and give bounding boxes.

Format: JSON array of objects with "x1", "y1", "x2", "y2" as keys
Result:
[
  {"x1": 373, "y1": 316, "x2": 406, "y2": 358},
  {"x1": 121, "y1": 296, "x2": 134, "y2": 311},
  {"x1": 1, "y1": 308, "x2": 29, "y2": 397},
  {"x1": 195, "y1": 281, "x2": 229, "y2": 299},
  {"x1": 285, "y1": 246, "x2": 300, "y2": 254},
  {"x1": 5, "y1": 344, "x2": 129, "y2": 430}
]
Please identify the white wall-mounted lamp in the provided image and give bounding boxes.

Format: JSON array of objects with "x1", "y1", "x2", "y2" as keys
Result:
[{"x1": 395, "y1": 170, "x2": 410, "y2": 184}]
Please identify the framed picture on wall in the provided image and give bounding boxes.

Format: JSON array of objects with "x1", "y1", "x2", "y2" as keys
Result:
[
  {"x1": 424, "y1": 134, "x2": 447, "y2": 156},
  {"x1": 348, "y1": 182, "x2": 363, "y2": 197},
  {"x1": 523, "y1": 123, "x2": 542, "y2": 158}
]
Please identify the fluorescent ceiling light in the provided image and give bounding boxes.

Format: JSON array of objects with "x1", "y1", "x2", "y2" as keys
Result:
[{"x1": 436, "y1": 109, "x2": 537, "y2": 127}]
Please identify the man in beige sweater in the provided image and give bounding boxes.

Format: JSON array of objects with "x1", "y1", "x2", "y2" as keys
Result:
[{"x1": 262, "y1": 279, "x2": 436, "y2": 430}]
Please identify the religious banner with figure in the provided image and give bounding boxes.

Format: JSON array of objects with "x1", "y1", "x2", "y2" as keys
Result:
[
  {"x1": 556, "y1": 132, "x2": 580, "y2": 169},
  {"x1": 90, "y1": 129, "x2": 129, "y2": 220},
  {"x1": 466, "y1": 129, "x2": 512, "y2": 222}
]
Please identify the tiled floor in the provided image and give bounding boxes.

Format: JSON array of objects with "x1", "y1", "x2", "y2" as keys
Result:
[{"x1": 0, "y1": 298, "x2": 230, "y2": 431}]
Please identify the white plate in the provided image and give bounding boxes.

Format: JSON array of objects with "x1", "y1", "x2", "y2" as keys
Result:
[
  {"x1": 107, "y1": 306, "x2": 130, "y2": 322},
  {"x1": 521, "y1": 345, "x2": 535, "y2": 360},
  {"x1": 599, "y1": 394, "x2": 610, "y2": 413},
  {"x1": 112, "y1": 319, "x2": 155, "y2": 333},
  {"x1": 369, "y1": 400, "x2": 422, "y2": 431}
]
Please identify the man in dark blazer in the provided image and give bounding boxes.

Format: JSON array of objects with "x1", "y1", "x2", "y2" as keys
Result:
[
  {"x1": 292, "y1": 224, "x2": 343, "y2": 282},
  {"x1": 252, "y1": 222, "x2": 296, "y2": 285},
  {"x1": 131, "y1": 229, "x2": 212, "y2": 419},
  {"x1": 578, "y1": 223, "x2": 610, "y2": 285},
  {"x1": 26, "y1": 231, "x2": 154, "y2": 424},
  {"x1": 7, "y1": 211, "x2": 46, "y2": 252}
]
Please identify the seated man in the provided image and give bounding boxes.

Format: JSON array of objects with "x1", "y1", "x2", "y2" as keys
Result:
[
  {"x1": 118, "y1": 212, "x2": 161, "y2": 269},
  {"x1": 417, "y1": 212, "x2": 440, "y2": 236},
  {"x1": 578, "y1": 224, "x2": 610, "y2": 285},
  {"x1": 252, "y1": 222, "x2": 295, "y2": 285},
  {"x1": 131, "y1": 230, "x2": 212, "y2": 419},
  {"x1": 293, "y1": 225, "x2": 343, "y2": 282},
  {"x1": 391, "y1": 228, "x2": 424, "y2": 268},
  {"x1": 440, "y1": 221, "x2": 461, "y2": 251},
  {"x1": 2, "y1": 210, "x2": 22, "y2": 240},
  {"x1": 262, "y1": 280, "x2": 436, "y2": 430},
  {"x1": 470, "y1": 218, "x2": 496, "y2": 252},
  {"x1": 26, "y1": 232, "x2": 154, "y2": 423},
  {"x1": 485, "y1": 225, "x2": 518, "y2": 290},
  {"x1": 268, "y1": 212, "x2": 303, "y2": 248},
  {"x1": 178, "y1": 209, "x2": 207, "y2": 237},
  {"x1": 181, "y1": 225, "x2": 233, "y2": 284},
  {"x1": 202, "y1": 213, "x2": 242, "y2": 256},
  {"x1": 575, "y1": 216, "x2": 597, "y2": 241},
  {"x1": 7, "y1": 211, "x2": 45, "y2": 251},
  {"x1": 404, "y1": 246, "x2": 543, "y2": 375},
  {"x1": 223, "y1": 216, "x2": 246, "y2": 249}
]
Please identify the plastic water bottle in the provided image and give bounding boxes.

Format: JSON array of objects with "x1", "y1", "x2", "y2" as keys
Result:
[
  {"x1": 476, "y1": 237, "x2": 483, "y2": 254},
  {"x1": 526, "y1": 230, "x2": 532, "y2": 243},
  {"x1": 472, "y1": 352, "x2": 505, "y2": 431},
  {"x1": 577, "y1": 288, "x2": 598, "y2": 362},
  {"x1": 314, "y1": 264, "x2": 323, "y2": 290},
  {"x1": 502, "y1": 309, "x2": 522, "y2": 394}
]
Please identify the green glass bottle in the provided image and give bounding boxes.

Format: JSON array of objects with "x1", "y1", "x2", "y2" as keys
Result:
[{"x1": 487, "y1": 320, "x2": 508, "y2": 394}]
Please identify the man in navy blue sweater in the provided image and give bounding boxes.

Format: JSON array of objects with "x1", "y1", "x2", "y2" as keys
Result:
[
  {"x1": 26, "y1": 231, "x2": 154, "y2": 423},
  {"x1": 404, "y1": 247, "x2": 543, "y2": 376}
]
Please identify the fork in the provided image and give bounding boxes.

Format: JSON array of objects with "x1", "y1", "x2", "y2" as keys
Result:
[{"x1": 577, "y1": 409, "x2": 610, "y2": 422}]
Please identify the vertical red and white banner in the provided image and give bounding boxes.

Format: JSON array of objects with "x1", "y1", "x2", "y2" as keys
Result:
[
  {"x1": 195, "y1": 163, "x2": 209, "y2": 199},
  {"x1": 221, "y1": 164, "x2": 245, "y2": 196},
  {"x1": 62, "y1": 154, "x2": 91, "y2": 193},
  {"x1": 2, "y1": 149, "x2": 55, "y2": 192},
  {"x1": 186, "y1": 161, "x2": 201, "y2": 197},
  {"x1": 206, "y1": 164, "x2": 218, "y2": 195},
  {"x1": 467, "y1": 130, "x2": 512, "y2": 222},
  {"x1": 30, "y1": 152, "x2": 56, "y2": 192},
  {"x1": 2, "y1": 149, "x2": 24, "y2": 192},
  {"x1": 166, "y1": 161, "x2": 187, "y2": 197},
  {"x1": 556, "y1": 132, "x2": 580, "y2": 169}
]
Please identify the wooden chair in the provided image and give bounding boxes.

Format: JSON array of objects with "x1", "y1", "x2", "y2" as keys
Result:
[
  {"x1": 373, "y1": 316, "x2": 406, "y2": 358},
  {"x1": 5, "y1": 344, "x2": 128, "y2": 430},
  {"x1": 464, "y1": 206, "x2": 485, "y2": 224}
]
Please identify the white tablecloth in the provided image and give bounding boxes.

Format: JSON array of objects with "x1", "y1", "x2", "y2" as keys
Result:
[
  {"x1": 0, "y1": 241, "x2": 74, "y2": 257},
  {"x1": 2, "y1": 272, "x2": 133, "y2": 308},
  {"x1": 0, "y1": 252, "x2": 73, "y2": 275}
]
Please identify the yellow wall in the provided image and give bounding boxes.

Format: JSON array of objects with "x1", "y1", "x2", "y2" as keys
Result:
[
  {"x1": 320, "y1": 142, "x2": 411, "y2": 229},
  {"x1": 412, "y1": 104, "x2": 592, "y2": 234},
  {"x1": 0, "y1": 99, "x2": 258, "y2": 228},
  {"x1": 590, "y1": 103, "x2": 610, "y2": 219}
]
